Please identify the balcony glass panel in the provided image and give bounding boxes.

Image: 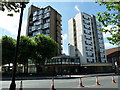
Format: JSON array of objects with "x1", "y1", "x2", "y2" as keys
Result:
[
  {"x1": 43, "y1": 13, "x2": 50, "y2": 18},
  {"x1": 43, "y1": 23, "x2": 50, "y2": 29},
  {"x1": 33, "y1": 31, "x2": 40, "y2": 36},
  {"x1": 33, "y1": 11, "x2": 38, "y2": 16},
  {"x1": 33, "y1": 16, "x2": 38, "y2": 21},
  {"x1": 44, "y1": 7, "x2": 50, "y2": 13},
  {"x1": 38, "y1": 10, "x2": 43, "y2": 15},
  {"x1": 32, "y1": 26, "x2": 38, "y2": 31},
  {"x1": 38, "y1": 15, "x2": 43, "y2": 20}
]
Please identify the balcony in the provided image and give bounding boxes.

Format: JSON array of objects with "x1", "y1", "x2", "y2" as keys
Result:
[
  {"x1": 32, "y1": 26, "x2": 38, "y2": 32},
  {"x1": 33, "y1": 11, "x2": 38, "y2": 16},
  {"x1": 44, "y1": 7, "x2": 50, "y2": 14},
  {"x1": 34, "y1": 21, "x2": 42, "y2": 26},
  {"x1": 82, "y1": 14, "x2": 90, "y2": 20},
  {"x1": 33, "y1": 16, "x2": 38, "y2": 22},
  {"x1": 42, "y1": 23, "x2": 50, "y2": 29},
  {"x1": 38, "y1": 15, "x2": 43, "y2": 20},
  {"x1": 83, "y1": 19, "x2": 90, "y2": 25},
  {"x1": 37, "y1": 25, "x2": 43, "y2": 30},
  {"x1": 38, "y1": 10, "x2": 43, "y2": 15},
  {"x1": 33, "y1": 31, "x2": 40, "y2": 36},
  {"x1": 43, "y1": 13, "x2": 50, "y2": 19}
]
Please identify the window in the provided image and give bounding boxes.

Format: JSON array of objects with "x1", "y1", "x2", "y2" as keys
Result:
[
  {"x1": 46, "y1": 29, "x2": 50, "y2": 34},
  {"x1": 33, "y1": 31, "x2": 39, "y2": 36},
  {"x1": 38, "y1": 25, "x2": 42, "y2": 30},
  {"x1": 43, "y1": 23, "x2": 50, "y2": 29},
  {"x1": 34, "y1": 21, "x2": 42, "y2": 26},
  {"x1": 38, "y1": 10, "x2": 43, "y2": 15},
  {"x1": 82, "y1": 15, "x2": 90, "y2": 20},
  {"x1": 85, "y1": 41, "x2": 88, "y2": 45},
  {"x1": 43, "y1": 19, "x2": 50, "y2": 24},
  {"x1": 38, "y1": 15, "x2": 43, "y2": 19},
  {"x1": 87, "y1": 59, "x2": 89, "y2": 62},
  {"x1": 33, "y1": 16, "x2": 38, "y2": 21},
  {"x1": 44, "y1": 7, "x2": 50, "y2": 13},
  {"x1": 83, "y1": 20, "x2": 90, "y2": 25},
  {"x1": 33, "y1": 11, "x2": 38, "y2": 16},
  {"x1": 91, "y1": 53, "x2": 94, "y2": 57},
  {"x1": 44, "y1": 13, "x2": 50, "y2": 18},
  {"x1": 85, "y1": 47, "x2": 88, "y2": 51}
]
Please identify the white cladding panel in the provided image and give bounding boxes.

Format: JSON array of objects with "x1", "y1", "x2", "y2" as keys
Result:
[
  {"x1": 68, "y1": 19, "x2": 75, "y2": 56},
  {"x1": 74, "y1": 13, "x2": 87, "y2": 63},
  {"x1": 68, "y1": 12, "x2": 107, "y2": 64}
]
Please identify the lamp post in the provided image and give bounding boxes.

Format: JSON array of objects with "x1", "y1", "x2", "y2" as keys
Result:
[{"x1": 9, "y1": 2, "x2": 24, "y2": 90}]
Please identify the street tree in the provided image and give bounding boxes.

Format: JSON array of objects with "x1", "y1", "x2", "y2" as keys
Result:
[
  {"x1": 18, "y1": 35, "x2": 36, "y2": 73},
  {"x1": 1, "y1": 35, "x2": 16, "y2": 70},
  {"x1": 96, "y1": 1, "x2": 120, "y2": 45},
  {"x1": 0, "y1": 0, "x2": 29, "y2": 89},
  {"x1": 34, "y1": 34, "x2": 57, "y2": 66},
  {"x1": 0, "y1": 0, "x2": 29, "y2": 16}
]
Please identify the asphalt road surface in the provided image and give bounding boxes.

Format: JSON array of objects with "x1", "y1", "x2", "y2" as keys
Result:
[{"x1": 1, "y1": 75, "x2": 119, "y2": 89}]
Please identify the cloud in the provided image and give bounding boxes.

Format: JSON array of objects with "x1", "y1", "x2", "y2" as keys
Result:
[
  {"x1": 21, "y1": 19, "x2": 27, "y2": 36},
  {"x1": 75, "y1": 5, "x2": 80, "y2": 12},
  {"x1": 0, "y1": 11, "x2": 27, "y2": 38},
  {"x1": 62, "y1": 34, "x2": 67, "y2": 41},
  {"x1": 62, "y1": 49, "x2": 68, "y2": 55},
  {"x1": 102, "y1": 25, "x2": 118, "y2": 38},
  {"x1": 61, "y1": 34, "x2": 68, "y2": 55},
  {"x1": 104, "y1": 42, "x2": 117, "y2": 49}
]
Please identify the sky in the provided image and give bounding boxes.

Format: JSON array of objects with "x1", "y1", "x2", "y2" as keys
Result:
[{"x1": 0, "y1": 0, "x2": 118, "y2": 55}]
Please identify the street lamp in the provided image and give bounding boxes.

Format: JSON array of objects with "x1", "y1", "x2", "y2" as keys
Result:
[{"x1": 9, "y1": 2, "x2": 24, "y2": 90}]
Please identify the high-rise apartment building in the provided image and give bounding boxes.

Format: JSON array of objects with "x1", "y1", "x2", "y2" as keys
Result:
[
  {"x1": 68, "y1": 12, "x2": 107, "y2": 64},
  {"x1": 26, "y1": 5, "x2": 62, "y2": 55}
]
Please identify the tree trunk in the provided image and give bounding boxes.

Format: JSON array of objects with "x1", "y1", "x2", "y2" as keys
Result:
[
  {"x1": 8, "y1": 62, "x2": 10, "y2": 72},
  {"x1": 26, "y1": 59, "x2": 28, "y2": 73}
]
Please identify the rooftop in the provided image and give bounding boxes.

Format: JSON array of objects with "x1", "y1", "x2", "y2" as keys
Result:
[{"x1": 106, "y1": 46, "x2": 120, "y2": 55}]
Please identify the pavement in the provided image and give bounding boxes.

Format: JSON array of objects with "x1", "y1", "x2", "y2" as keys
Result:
[
  {"x1": 1, "y1": 75, "x2": 119, "y2": 89},
  {"x1": 1, "y1": 73, "x2": 117, "y2": 80}
]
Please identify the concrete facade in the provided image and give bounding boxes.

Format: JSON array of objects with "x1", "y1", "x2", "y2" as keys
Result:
[
  {"x1": 26, "y1": 5, "x2": 62, "y2": 55},
  {"x1": 68, "y1": 12, "x2": 107, "y2": 65}
]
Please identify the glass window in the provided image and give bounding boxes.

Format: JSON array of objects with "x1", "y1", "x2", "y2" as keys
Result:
[
  {"x1": 38, "y1": 15, "x2": 43, "y2": 19},
  {"x1": 44, "y1": 13, "x2": 50, "y2": 18},
  {"x1": 38, "y1": 10, "x2": 43, "y2": 15},
  {"x1": 33, "y1": 31, "x2": 40, "y2": 36},
  {"x1": 46, "y1": 29, "x2": 50, "y2": 34},
  {"x1": 43, "y1": 23, "x2": 50, "y2": 29},
  {"x1": 33, "y1": 11, "x2": 38, "y2": 16},
  {"x1": 45, "y1": 33, "x2": 49, "y2": 36},
  {"x1": 33, "y1": 16, "x2": 38, "y2": 21},
  {"x1": 44, "y1": 7, "x2": 50, "y2": 13}
]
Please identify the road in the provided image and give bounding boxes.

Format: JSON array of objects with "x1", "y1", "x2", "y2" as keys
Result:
[{"x1": 1, "y1": 75, "x2": 119, "y2": 89}]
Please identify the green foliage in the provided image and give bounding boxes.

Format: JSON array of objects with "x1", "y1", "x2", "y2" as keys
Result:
[
  {"x1": 0, "y1": 0, "x2": 29, "y2": 16},
  {"x1": 1, "y1": 35, "x2": 16, "y2": 65},
  {"x1": 96, "y1": 1, "x2": 120, "y2": 45},
  {"x1": 1, "y1": 35, "x2": 57, "y2": 67},
  {"x1": 18, "y1": 35, "x2": 36, "y2": 64},
  {"x1": 34, "y1": 34, "x2": 58, "y2": 65}
]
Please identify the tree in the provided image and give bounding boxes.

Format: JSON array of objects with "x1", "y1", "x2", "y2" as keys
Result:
[
  {"x1": 96, "y1": 1, "x2": 120, "y2": 45},
  {"x1": 18, "y1": 36, "x2": 36, "y2": 73},
  {"x1": 0, "y1": 0, "x2": 29, "y2": 89},
  {"x1": 0, "y1": 0, "x2": 29, "y2": 16},
  {"x1": 1, "y1": 36, "x2": 16, "y2": 70},
  {"x1": 34, "y1": 34, "x2": 57, "y2": 65}
]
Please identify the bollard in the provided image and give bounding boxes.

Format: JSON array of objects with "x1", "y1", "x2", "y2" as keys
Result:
[
  {"x1": 96, "y1": 76, "x2": 100, "y2": 85},
  {"x1": 79, "y1": 78, "x2": 84, "y2": 87},
  {"x1": 51, "y1": 78, "x2": 56, "y2": 90},
  {"x1": 19, "y1": 80, "x2": 23, "y2": 90},
  {"x1": 112, "y1": 75, "x2": 116, "y2": 83}
]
